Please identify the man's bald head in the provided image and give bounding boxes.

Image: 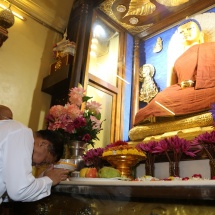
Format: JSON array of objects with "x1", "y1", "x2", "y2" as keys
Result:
[{"x1": 0, "y1": 105, "x2": 13, "y2": 120}]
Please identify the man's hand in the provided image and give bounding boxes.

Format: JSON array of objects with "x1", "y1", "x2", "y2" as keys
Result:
[{"x1": 44, "y1": 166, "x2": 69, "y2": 186}]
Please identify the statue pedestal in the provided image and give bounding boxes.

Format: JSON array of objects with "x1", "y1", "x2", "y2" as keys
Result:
[{"x1": 129, "y1": 112, "x2": 213, "y2": 142}]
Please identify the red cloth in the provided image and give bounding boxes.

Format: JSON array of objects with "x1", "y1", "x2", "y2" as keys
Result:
[{"x1": 134, "y1": 43, "x2": 215, "y2": 125}]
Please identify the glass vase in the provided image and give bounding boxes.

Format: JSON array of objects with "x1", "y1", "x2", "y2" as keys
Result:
[
  {"x1": 145, "y1": 154, "x2": 155, "y2": 176},
  {"x1": 209, "y1": 159, "x2": 215, "y2": 179},
  {"x1": 200, "y1": 141, "x2": 215, "y2": 179},
  {"x1": 169, "y1": 161, "x2": 180, "y2": 177}
]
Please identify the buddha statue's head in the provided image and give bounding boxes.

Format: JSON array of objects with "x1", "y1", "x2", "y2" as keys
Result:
[{"x1": 177, "y1": 18, "x2": 204, "y2": 47}]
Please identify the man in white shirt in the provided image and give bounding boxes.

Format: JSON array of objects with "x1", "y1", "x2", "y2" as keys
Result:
[{"x1": 0, "y1": 119, "x2": 68, "y2": 205}]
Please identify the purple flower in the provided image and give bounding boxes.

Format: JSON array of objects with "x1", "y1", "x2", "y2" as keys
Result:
[
  {"x1": 209, "y1": 103, "x2": 215, "y2": 123},
  {"x1": 193, "y1": 131, "x2": 215, "y2": 144},
  {"x1": 152, "y1": 136, "x2": 198, "y2": 162},
  {"x1": 82, "y1": 134, "x2": 91, "y2": 142},
  {"x1": 83, "y1": 148, "x2": 104, "y2": 167},
  {"x1": 137, "y1": 141, "x2": 159, "y2": 153},
  {"x1": 153, "y1": 139, "x2": 169, "y2": 154},
  {"x1": 73, "y1": 117, "x2": 86, "y2": 128}
]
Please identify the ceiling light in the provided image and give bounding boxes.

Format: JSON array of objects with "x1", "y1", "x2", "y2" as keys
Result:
[
  {"x1": 90, "y1": 51, "x2": 97, "y2": 57},
  {"x1": 91, "y1": 44, "x2": 97, "y2": 50},
  {"x1": 0, "y1": 4, "x2": 26, "y2": 21},
  {"x1": 93, "y1": 24, "x2": 106, "y2": 38}
]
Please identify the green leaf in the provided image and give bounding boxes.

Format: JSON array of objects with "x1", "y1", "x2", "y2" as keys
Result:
[{"x1": 82, "y1": 96, "x2": 93, "y2": 102}]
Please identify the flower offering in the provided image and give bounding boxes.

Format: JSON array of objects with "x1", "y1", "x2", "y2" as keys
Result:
[{"x1": 46, "y1": 86, "x2": 103, "y2": 147}]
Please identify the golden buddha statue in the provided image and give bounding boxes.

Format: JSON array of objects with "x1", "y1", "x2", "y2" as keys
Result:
[{"x1": 129, "y1": 17, "x2": 215, "y2": 142}]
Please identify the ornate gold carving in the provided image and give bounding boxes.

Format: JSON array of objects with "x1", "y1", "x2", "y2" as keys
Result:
[
  {"x1": 129, "y1": 112, "x2": 213, "y2": 141},
  {"x1": 124, "y1": 0, "x2": 156, "y2": 17},
  {"x1": 99, "y1": 0, "x2": 153, "y2": 35},
  {"x1": 156, "y1": 0, "x2": 189, "y2": 7},
  {"x1": 116, "y1": 5, "x2": 126, "y2": 12},
  {"x1": 129, "y1": 17, "x2": 139, "y2": 24}
]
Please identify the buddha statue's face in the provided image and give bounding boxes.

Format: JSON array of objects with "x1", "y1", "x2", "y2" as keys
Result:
[{"x1": 178, "y1": 21, "x2": 202, "y2": 45}]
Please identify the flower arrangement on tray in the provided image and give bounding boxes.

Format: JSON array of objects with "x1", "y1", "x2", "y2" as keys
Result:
[
  {"x1": 101, "y1": 140, "x2": 146, "y2": 179},
  {"x1": 102, "y1": 140, "x2": 146, "y2": 157},
  {"x1": 82, "y1": 140, "x2": 146, "y2": 178},
  {"x1": 46, "y1": 86, "x2": 103, "y2": 147}
]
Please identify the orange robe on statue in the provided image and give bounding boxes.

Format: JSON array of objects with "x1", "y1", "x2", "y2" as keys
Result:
[{"x1": 134, "y1": 42, "x2": 215, "y2": 125}]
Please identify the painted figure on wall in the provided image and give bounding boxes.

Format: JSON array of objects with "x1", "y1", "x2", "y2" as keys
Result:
[
  {"x1": 134, "y1": 18, "x2": 215, "y2": 125},
  {"x1": 139, "y1": 64, "x2": 158, "y2": 103}
]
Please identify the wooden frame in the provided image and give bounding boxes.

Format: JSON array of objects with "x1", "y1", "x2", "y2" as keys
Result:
[{"x1": 84, "y1": 9, "x2": 127, "y2": 143}]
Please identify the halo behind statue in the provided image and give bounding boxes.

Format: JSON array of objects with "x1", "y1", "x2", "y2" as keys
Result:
[{"x1": 167, "y1": 12, "x2": 215, "y2": 84}]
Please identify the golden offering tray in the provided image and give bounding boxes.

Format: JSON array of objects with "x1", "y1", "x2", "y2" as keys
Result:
[{"x1": 103, "y1": 154, "x2": 146, "y2": 179}]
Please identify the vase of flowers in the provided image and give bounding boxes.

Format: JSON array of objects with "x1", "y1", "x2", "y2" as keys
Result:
[
  {"x1": 46, "y1": 86, "x2": 103, "y2": 164},
  {"x1": 192, "y1": 131, "x2": 215, "y2": 179},
  {"x1": 154, "y1": 136, "x2": 198, "y2": 177},
  {"x1": 64, "y1": 140, "x2": 88, "y2": 158},
  {"x1": 192, "y1": 104, "x2": 215, "y2": 178},
  {"x1": 137, "y1": 141, "x2": 159, "y2": 177}
]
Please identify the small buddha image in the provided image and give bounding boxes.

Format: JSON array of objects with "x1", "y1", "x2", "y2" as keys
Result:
[
  {"x1": 153, "y1": 37, "x2": 163, "y2": 53},
  {"x1": 139, "y1": 64, "x2": 158, "y2": 103}
]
